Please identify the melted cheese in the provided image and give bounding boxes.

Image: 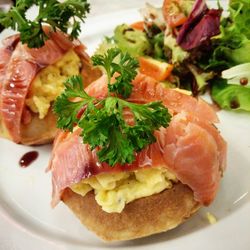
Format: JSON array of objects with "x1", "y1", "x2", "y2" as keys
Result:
[
  {"x1": 26, "y1": 49, "x2": 81, "y2": 119},
  {"x1": 71, "y1": 167, "x2": 177, "y2": 213}
]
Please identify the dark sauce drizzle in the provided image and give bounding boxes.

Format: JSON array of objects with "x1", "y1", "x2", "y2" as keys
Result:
[{"x1": 19, "y1": 151, "x2": 39, "y2": 168}]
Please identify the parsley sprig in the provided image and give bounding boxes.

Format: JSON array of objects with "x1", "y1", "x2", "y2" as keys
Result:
[
  {"x1": 92, "y1": 48, "x2": 139, "y2": 98},
  {"x1": 54, "y1": 48, "x2": 171, "y2": 166},
  {"x1": 0, "y1": 0, "x2": 90, "y2": 48}
]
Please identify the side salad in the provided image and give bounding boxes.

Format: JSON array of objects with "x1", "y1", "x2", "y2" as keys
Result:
[{"x1": 95, "y1": 0, "x2": 250, "y2": 112}]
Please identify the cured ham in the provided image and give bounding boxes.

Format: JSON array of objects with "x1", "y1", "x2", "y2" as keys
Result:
[
  {"x1": 49, "y1": 73, "x2": 227, "y2": 207},
  {"x1": 84, "y1": 74, "x2": 219, "y2": 123},
  {"x1": 0, "y1": 28, "x2": 101, "y2": 144}
]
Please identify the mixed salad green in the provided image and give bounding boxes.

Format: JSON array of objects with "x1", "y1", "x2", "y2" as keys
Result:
[{"x1": 95, "y1": 0, "x2": 250, "y2": 112}]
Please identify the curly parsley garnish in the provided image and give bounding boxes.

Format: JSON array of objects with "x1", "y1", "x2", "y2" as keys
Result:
[
  {"x1": 0, "y1": 0, "x2": 90, "y2": 48},
  {"x1": 54, "y1": 48, "x2": 171, "y2": 166},
  {"x1": 92, "y1": 48, "x2": 138, "y2": 98}
]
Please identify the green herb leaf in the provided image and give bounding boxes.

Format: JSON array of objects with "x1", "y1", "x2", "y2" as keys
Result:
[
  {"x1": 124, "y1": 100, "x2": 171, "y2": 151},
  {"x1": 79, "y1": 96, "x2": 171, "y2": 166},
  {"x1": 54, "y1": 76, "x2": 94, "y2": 132},
  {"x1": 92, "y1": 48, "x2": 139, "y2": 98},
  {"x1": 54, "y1": 48, "x2": 171, "y2": 166},
  {"x1": 0, "y1": 0, "x2": 90, "y2": 48}
]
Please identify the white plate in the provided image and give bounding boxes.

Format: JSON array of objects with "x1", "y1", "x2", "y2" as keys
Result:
[{"x1": 0, "y1": 2, "x2": 250, "y2": 250}]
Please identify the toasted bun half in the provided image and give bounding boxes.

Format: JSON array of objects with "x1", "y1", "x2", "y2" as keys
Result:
[
  {"x1": 20, "y1": 109, "x2": 57, "y2": 145},
  {"x1": 62, "y1": 183, "x2": 200, "y2": 241}
]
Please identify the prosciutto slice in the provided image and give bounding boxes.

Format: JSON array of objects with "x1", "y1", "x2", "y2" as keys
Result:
[
  {"x1": 0, "y1": 28, "x2": 95, "y2": 143},
  {"x1": 49, "y1": 73, "x2": 227, "y2": 207}
]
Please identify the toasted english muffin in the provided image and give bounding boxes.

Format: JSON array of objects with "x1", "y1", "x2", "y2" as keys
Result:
[
  {"x1": 20, "y1": 108, "x2": 57, "y2": 145},
  {"x1": 62, "y1": 183, "x2": 200, "y2": 241}
]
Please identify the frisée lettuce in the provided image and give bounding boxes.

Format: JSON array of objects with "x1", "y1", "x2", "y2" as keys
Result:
[{"x1": 208, "y1": 0, "x2": 250, "y2": 69}]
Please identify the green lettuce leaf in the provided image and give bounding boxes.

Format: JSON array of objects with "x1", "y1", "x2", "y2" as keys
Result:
[
  {"x1": 164, "y1": 34, "x2": 189, "y2": 64},
  {"x1": 188, "y1": 64, "x2": 214, "y2": 91},
  {"x1": 230, "y1": 0, "x2": 250, "y2": 39},
  {"x1": 211, "y1": 78, "x2": 250, "y2": 112},
  {"x1": 114, "y1": 24, "x2": 151, "y2": 58},
  {"x1": 207, "y1": 0, "x2": 250, "y2": 69}
]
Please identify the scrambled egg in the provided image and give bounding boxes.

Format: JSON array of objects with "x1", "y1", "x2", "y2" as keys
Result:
[
  {"x1": 26, "y1": 49, "x2": 81, "y2": 119},
  {"x1": 71, "y1": 167, "x2": 177, "y2": 213},
  {"x1": 206, "y1": 212, "x2": 217, "y2": 225}
]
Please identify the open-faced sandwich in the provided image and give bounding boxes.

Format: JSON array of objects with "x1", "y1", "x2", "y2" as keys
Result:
[
  {"x1": 0, "y1": 0, "x2": 100, "y2": 145},
  {"x1": 48, "y1": 48, "x2": 227, "y2": 241}
]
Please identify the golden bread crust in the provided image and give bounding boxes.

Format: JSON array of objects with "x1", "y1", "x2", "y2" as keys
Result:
[
  {"x1": 20, "y1": 109, "x2": 57, "y2": 145},
  {"x1": 62, "y1": 183, "x2": 200, "y2": 241}
]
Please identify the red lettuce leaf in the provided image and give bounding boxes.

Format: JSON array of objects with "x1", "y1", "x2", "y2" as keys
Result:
[{"x1": 177, "y1": 0, "x2": 222, "y2": 51}]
